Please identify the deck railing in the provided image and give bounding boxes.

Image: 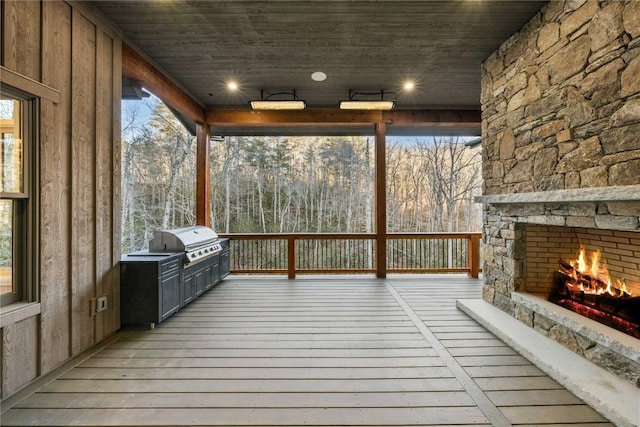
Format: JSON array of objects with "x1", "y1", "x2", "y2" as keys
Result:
[{"x1": 218, "y1": 232, "x2": 481, "y2": 279}]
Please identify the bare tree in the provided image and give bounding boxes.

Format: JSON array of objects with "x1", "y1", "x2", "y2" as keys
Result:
[
  {"x1": 120, "y1": 98, "x2": 196, "y2": 252},
  {"x1": 147, "y1": 103, "x2": 194, "y2": 230},
  {"x1": 417, "y1": 137, "x2": 481, "y2": 232}
]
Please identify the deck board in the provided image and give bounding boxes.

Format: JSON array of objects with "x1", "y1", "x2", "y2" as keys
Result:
[
  {"x1": 80, "y1": 356, "x2": 445, "y2": 368},
  {"x1": 500, "y1": 405, "x2": 609, "y2": 424},
  {"x1": 1, "y1": 275, "x2": 614, "y2": 426},
  {"x1": 38, "y1": 378, "x2": 467, "y2": 393},
  {"x1": 486, "y1": 389, "x2": 583, "y2": 406},
  {"x1": 108, "y1": 339, "x2": 433, "y2": 349},
  {"x1": 95, "y1": 348, "x2": 439, "y2": 358},
  {"x1": 1, "y1": 407, "x2": 491, "y2": 426},
  {"x1": 17, "y1": 391, "x2": 476, "y2": 408},
  {"x1": 62, "y1": 366, "x2": 456, "y2": 380}
]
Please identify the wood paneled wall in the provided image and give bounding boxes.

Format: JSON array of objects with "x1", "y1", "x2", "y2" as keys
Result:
[{"x1": 1, "y1": 1, "x2": 121, "y2": 398}]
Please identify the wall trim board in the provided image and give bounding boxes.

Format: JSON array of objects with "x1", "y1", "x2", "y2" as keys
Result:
[
  {"x1": 0, "y1": 303, "x2": 41, "y2": 329},
  {"x1": 0, "y1": 66, "x2": 60, "y2": 103}
]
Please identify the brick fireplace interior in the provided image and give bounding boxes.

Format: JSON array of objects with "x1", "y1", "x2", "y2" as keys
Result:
[{"x1": 525, "y1": 224, "x2": 640, "y2": 297}]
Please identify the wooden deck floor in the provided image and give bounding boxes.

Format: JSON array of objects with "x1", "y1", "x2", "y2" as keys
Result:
[{"x1": 2, "y1": 275, "x2": 613, "y2": 426}]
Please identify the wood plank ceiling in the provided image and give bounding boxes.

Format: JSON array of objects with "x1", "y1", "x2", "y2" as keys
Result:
[{"x1": 94, "y1": 0, "x2": 547, "y2": 136}]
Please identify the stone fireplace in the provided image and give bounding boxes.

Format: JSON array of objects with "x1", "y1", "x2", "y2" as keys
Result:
[
  {"x1": 479, "y1": 194, "x2": 640, "y2": 385},
  {"x1": 477, "y1": 0, "x2": 640, "y2": 389}
]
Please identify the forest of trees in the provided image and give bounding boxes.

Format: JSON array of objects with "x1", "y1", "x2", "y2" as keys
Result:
[{"x1": 121, "y1": 99, "x2": 482, "y2": 253}]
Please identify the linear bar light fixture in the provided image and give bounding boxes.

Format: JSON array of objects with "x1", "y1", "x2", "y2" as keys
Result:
[
  {"x1": 339, "y1": 89, "x2": 395, "y2": 110},
  {"x1": 250, "y1": 89, "x2": 306, "y2": 110}
]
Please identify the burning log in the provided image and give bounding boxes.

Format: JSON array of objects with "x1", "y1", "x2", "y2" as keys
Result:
[
  {"x1": 551, "y1": 258, "x2": 640, "y2": 338},
  {"x1": 556, "y1": 260, "x2": 631, "y2": 298}
]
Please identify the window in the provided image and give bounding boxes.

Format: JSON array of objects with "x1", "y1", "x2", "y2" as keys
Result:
[{"x1": 0, "y1": 86, "x2": 36, "y2": 306}]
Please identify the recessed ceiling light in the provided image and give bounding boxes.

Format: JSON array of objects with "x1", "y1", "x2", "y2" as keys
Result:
[
  {"x1": 311, "y1": 71, "x2": 327, "y2": 82},
  {"x1": 403, "y1": 81, "x2": 415, "y2": 90},
  {"x1": 227, "y1": 81, "x2": 239, "y2": 91}
]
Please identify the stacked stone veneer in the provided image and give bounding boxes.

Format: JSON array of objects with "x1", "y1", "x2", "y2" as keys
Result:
[
  {"x1": 480, "y1": 0, "x2": 640, "y2": 386},
  {"x1": 482, "y1": 0, "x2": 640, "y2": 193}
]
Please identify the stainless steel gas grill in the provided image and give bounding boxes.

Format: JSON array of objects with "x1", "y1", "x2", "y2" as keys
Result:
[
  {"x1": 120, "y1": 226, "x2": 230, "y2": 327},
  {"x1": 149, "y1": 225, "x2": 222, "y2": 265}
]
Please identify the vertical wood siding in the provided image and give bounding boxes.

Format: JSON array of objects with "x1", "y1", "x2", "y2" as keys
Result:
[
  {"x1": 1, "y1": 1, "x2": 121, "y2": 398},
  {"x1": 70, "y1": 9, "x2": 98, "y2": 356},
  {"x1": 111, "y1": 42, "x2": 122, "y2": 334},
  {"x1": 95, "y1": 30, "x2": 115, "y2": 341},
  {"x1": 40, "y1": 0, "x2": 72, "y2": 375},
  {"x1": 2, "y1": 0, "x2": 41, "y2": 81}
]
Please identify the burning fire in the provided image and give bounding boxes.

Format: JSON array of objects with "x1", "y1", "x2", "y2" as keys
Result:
[{"x1": 569, "y1": 248, "x2": 632, "y2": 297}]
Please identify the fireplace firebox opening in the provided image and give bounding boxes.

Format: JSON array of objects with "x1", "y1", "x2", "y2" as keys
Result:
[{"x1": 524, "y1": 225, "x2": 640, "y2": 338}]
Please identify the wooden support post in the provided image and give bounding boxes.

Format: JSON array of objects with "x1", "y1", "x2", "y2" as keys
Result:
[
  {"x1": 196, "y1": 123, "x2": 210, "y2": 227},
  {"x1": 288, "y1": 237, "x2": 296, "y2": 279},
  {"x1": 375, "y1": 122, "x2": 387, "y2": 279},
  {"x1": 468, "y1": 234, "x2": 480, "y2": 278}
]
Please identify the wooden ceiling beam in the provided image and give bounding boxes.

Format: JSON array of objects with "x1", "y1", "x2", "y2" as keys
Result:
[
  {"x1": 207, "y1": 109, "x2": 383, "y2": 126},
  {"x1": 383, "y1": 109, "x2": 481, "y2": 127},
  {"x1": 206, "y1": 108, "x2": 480, "y2": 127},
  {"x1": 122, "y1": 43, "x2": 206, "y2": 124}
]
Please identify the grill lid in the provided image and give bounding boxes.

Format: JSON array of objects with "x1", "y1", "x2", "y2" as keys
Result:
[{"x1": 149, "y1": 225, "x2": 219, "y2": 252}]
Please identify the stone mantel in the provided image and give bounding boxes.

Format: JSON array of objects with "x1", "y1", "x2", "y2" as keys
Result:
[{"x1": 475, "y1": 185, "x2": 640, "y2": 205}]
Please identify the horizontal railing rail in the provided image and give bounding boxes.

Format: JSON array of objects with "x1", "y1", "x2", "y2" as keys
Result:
[{"x1": 218, "y1": 232, "x2": 481, "y2": 279}]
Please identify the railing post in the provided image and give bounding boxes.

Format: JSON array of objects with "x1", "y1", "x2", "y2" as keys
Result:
[
  {"x1": 288, "y1": 236, "x2": 296, "y2": 279},
  {"x1": 468, "y1": 234, "x2": 480, "y2": 278}
]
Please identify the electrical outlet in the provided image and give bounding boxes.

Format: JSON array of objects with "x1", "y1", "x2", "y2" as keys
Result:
[
  {"x1": 89, "y1": 297, "x2": 97, "y2": 317},
  {"x1": 96, "y1": 295, "x2": 108, "y2": 313}
]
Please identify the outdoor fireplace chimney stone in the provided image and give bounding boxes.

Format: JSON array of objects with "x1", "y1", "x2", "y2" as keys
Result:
[{"x1": 479, "y1": 0, "x2": 640, "y2": 387}]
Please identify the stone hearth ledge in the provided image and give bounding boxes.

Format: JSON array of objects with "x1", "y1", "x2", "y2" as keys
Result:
[
  {"x1": 457, "y1": 298, "x2": 640, "y2": 427},
  {"x1": 512, "y1": 292, "x2": 640, "y2": 363},
  {"x1": 475, "y1": 184, "x2": 640, "y2": 204}
]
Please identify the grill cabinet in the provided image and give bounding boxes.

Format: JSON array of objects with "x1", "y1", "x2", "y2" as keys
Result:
[
  {"x1": 120, "y1": 226, "x2": 229, "y2": 326},
  {"x1": 120, "y1": 252, "x2": 183, "y2": 325}
]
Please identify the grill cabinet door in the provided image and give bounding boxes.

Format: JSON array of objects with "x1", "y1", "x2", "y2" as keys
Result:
[
  {"x1": 160, "y1": 258, "x2": 181, "y2": 320},
  {"x1": 219, "y1": 238, "x2": 230, "y2": 279}
]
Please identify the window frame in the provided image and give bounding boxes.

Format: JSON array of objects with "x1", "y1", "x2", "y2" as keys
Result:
[{"x1": 0, "y1": 84, "x2": 39, "y2": 307}]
